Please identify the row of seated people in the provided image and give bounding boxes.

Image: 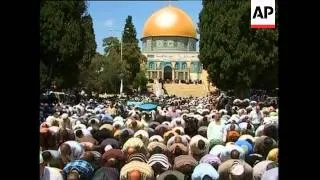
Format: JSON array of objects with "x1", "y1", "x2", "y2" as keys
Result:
[{"x1": 149, "y1": 79, "x2": 203, "y2": 84}]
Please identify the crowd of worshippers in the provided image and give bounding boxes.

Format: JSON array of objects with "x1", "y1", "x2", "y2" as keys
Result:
[{"x1": 40, "y1": 95, "x2": 279, "y2": 180}]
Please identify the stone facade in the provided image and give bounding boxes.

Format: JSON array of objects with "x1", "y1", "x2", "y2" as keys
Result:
[
  {"x1": 141, "y1": 36, "x2": 202, "y2": 81},
  {"x1": 142, "y1": 36, "x2": 197, "y2": 52}
]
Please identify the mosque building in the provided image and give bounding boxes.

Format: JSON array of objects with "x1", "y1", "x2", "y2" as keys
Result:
[{"x1": 141, "y1": 5, "x2": 202, "y2": 82}]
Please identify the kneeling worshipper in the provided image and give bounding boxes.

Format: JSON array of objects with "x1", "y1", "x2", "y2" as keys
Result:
[
  {"x1": 218, "y1": 159, "x2": 253, "y2": 180},
  {"x1": 120, "y1": 153, "x2": 154, "y2": 180},
  {"x1": 58, "y1": 141, "x2": 84, "y2": 165},
  {"x1": 261, "y1": 167, "x2": 278, "y2": 180},
  {"x1": 192, "y1": 163, "x2": 219, "y2": 180},
  {"x1": 92, "y1": 167, "x2": 119, "y2": 180},
  {"x1": 40, "y1": 152, "x2": 64, "y2": 180},
  {"x1": 42, "y1": 150, "x2": 63, "y2": 169},
  {"x1": 157, "y1": 170, "x2": 185, "y2": 180},
  {"x1": 62, "y1": 159, "x2": 94, "y2": 180},
  {"x1": 148, "y1": 153, "x2": 171, "y2": 177}
]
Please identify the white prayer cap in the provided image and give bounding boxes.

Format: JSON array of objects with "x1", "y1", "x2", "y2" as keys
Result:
[
  {"x1": 233, "y1": 99, "x2": 241, "y2": 105},
  {"x1": 61, "y1": 113, "x2": 69, "y2": 120},
  {"x1": 250, "y1": 101, "x2": 257, "y2": 106},
  {"x1": 73, "y1": 123, "x2": 86, "y2": 130},
  {"x1": 246, "y1": 106, "x2": 253, "y2": 111},
  {"x1": 113, "y1": 116, "x2": 124, "y2": 122},
  {"x1": 219, "y1": 109, "x2": 228, "y2": 115},
  {"x1": 113, "y1": 121, "x2": 124, "y2": 128}
]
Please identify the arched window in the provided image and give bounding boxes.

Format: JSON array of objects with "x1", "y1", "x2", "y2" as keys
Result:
[
  {"x1": 149, "y1": 62, "x2": 154, "y2": 70},
  {"x1": 159, "y1": 62, "x2": 164, "y2": 69},
  {"x1": 192, "y1": 62, "x2": 198, "y2": 72},
  {"x1": 182, "y1": 63, "x2": 187, "y2": 69},
  {"x1": 175, "y1": 63, "x2": 180, "y2": 70}
]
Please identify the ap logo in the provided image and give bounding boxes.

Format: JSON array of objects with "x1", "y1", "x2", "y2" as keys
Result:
[{"x1": 251, "y1": 0, "x2": 276, "y2": 29}]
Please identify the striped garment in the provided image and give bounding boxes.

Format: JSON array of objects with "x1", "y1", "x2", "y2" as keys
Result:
[
  {"x1": 128, "y1": 153, "x2": 148, "y2": 163},
  {"x1": 148, "y1": 154, "x2": 171, "y2": 170}
]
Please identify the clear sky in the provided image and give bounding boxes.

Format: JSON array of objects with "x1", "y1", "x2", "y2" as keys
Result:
[{"x1": 87, "y1": 0, "x2": 203, "y2": 54}]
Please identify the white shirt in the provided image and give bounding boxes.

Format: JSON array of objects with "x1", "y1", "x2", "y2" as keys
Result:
[
  {"x1": 238, "y1": 122, "x2": 255, "y2": 131},
  {"x1": 81, "y1": 128, "x2": 92, "y2": 136},
  {"x1": 255, "y1": 125, "x2": 265, "y2": 137},
  {"x1": 250, "y1": 109, "x2": 264, "y2": 125},
  {"x1": 207, "y1": 120, "x2": 226, "y2": 141},
  {"x1": 40, "y1": 167, "x2": 63, "y2": 180},
  {"x1": 58, "y1": 141, "x2": 84, "y2": 161},
  {"x1": 45, "y1": 116, "x2": 56, "y2": 126}
]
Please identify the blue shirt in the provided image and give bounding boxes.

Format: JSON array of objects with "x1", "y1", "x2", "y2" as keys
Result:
[
  {"x1": 235, "y1": 140, "x2": 253, "y2": 156},
  {"x1": 63, "y1": 160, "x2": 94, "y2": 179}
]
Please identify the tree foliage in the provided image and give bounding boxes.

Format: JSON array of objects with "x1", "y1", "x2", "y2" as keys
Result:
[
  {"x1": 40, "y1": 0, "x2": 96, "y2": 89},
  {"x1": 122, "y1": 16, "x2": 141, "y2": 82},
  {"x1": 198, "y1": 0, "x2": 278, "y2": 97},
  {"x1": 79, "y1": 51, "x2": 128, "y2": 94},
  {"x1": 99, "y1": 15, "x2": 147, "y2": 93},
  {"x1": 133, "y1": 71, "x2": 148, "y2": 92},
  {"x1": 102, "y1": 37, "x2": 121, "y2": 56},
  {"x1": 79, "y1": 53, "x2": 107, "y2": 93}
]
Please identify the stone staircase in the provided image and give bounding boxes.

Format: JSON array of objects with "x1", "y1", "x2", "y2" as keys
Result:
[
  {"x1": 147, "y1": 80, "x2": 165, "y2": 97},
  {"x1": 200, "y1": 70, "x2": 216, "y2": 93},
  {"x1": 163, "y1": 83, "x2": 208, "y2": 97},
  {"x1": 162, "y1": 70, "x2": 216, "y2": 97}
]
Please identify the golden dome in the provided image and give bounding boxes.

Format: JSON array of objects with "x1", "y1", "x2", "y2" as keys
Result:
[{"x1": 142, "y1": 5, "x2": 197, "y2": 39}]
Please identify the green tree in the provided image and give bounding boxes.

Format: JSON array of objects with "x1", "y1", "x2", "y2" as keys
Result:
[
  {"x1": 80, "y1": 14, "x2": 97, "y2": 67},
  {"x1": 101, "y1": 15, "x2": 147, "y2": 94},
  {"x1": 79, "y1": 53, "x2": 106, "y2": 93},
  {"x1": 102, "y1": 36, "x2": 131, "y2": 93},
  {"x1": 103, "y1": 53, "x2": 124, "y2": 93},
  {"x1": 198, "y1": 0, "x2": 278, "y2": 98},
  {"x1": 102, "y1": 36, "x2": 121, "y2": 55},
  {"x1": 122, "y1": 16, "x2": 141, "y2": 82},
  {"x1": 40, "y1": 0, "x2": 96, "y2": 89},
  {"x1": 133, "y1": 71, "x2": 148, "y2": 92}
]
